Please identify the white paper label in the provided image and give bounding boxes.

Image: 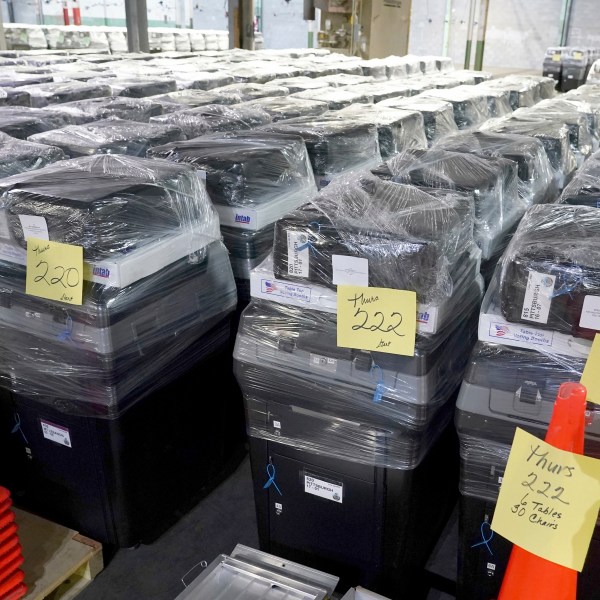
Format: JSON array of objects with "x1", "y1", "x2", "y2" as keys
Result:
[
  {"x1": 273, "y1": 420, "x2": 281, "y2": 429},
  {"x1": 487, "y1": 563, "x2": 496, "y2": 571},
  {"x1": 40, "y1": 420, "x2": 71, "y2": 447},
  {"x1": 332, "y1": 255, "x2": 369, "y2": 287},
  {"x1": 0, "y1": 211, "x2": 10, "y2": 239},
  {"x1": 488, "y1": 320, "x2": 554, "y2": 346},
  {"x1": 521, "y1": 271, "x2": 556, "y2": 324},
  {"x1": 580, "y1": 296, "x2": 600, "y2": 330},
  {"x1": 417, "y1": 305, "x2": 439, "y2": 334},
  {"x1": 275, "y1": 502, "x2": 283, "y2": 511},
  {"x1": 287, "y1": 231, "x2": 309, "y2": 277},
  {"x1": 304, "y1": 475, "x2": 343, "y2": 503},
  {"x1": 259, "y1": 278, "x2": 312, "y2": 303},
  {"x1": 18, "y1": 215, "x2": 49, "y2": 241},
  {"x1": 310, "y1": 353, "x2": 338, "y2": 372}
]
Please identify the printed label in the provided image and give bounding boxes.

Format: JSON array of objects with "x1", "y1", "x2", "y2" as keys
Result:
[
  {"x1": 287, "y1": 231, "x2": 309, "y2": 278},
  {"x1": 521, "y1": 271, "x2": 556, "y2": 324},
  {"x1": 332, "y1": 255, "x2": 369, "y2": 287},
  {"x1": 487, "y1": 563, "x2": 496, "y2": 571},
  {"x1": 260, "y1": 278, "x2": 312, "y2": 303},
  {"x1": 275, "y1": 502, "x2": 283, "y2": 511},
  {"x1": 488, "y1": 321, "x2": 554, "y2": 346},
  {"x1": 18, "y1": 215, "x2": 49, "y2": 241},
  {"x1": 24, "y1": 311, "x2": 42, "y2": 319},
  {"x1": 580, "y1": 296, "x2": 600, "y2": 331},
  {"x1": 417, "y1": 305, "x2": 439, "y2": 334},
  {"x1": 273, "y1": 420, "x2": 281, "y2": 429},
  {"x1": 40, "y1": 420, "x2": 71, "y2": 447},
  {"x1": 310, "y1": 353, "x2": 338, "y2": 372},
  {"x1": 0, "y1": 211, "x2": 10, "y2": 239},
  {"x1": 304, "y1": 475, "x2": 343, "y2": 503}
]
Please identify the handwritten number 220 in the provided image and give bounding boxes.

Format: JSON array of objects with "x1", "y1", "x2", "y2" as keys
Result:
[
  {"x1": 352, "y1": 308, "x2": 405, "y2": 338},
  {"x1": 34, "y1": 261, "x2": 80, "y2": 288}
]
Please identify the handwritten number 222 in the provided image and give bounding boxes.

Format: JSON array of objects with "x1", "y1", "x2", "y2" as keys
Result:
[
  {"x1": 522, "y1": 472, "x2": 570, "y2": 505},
  {"x1": 352, "y1": 307, "x2": 405, "y2": 338},
  {"x1": 34, "y1": 261, "x2": 80, "y2": 288}
]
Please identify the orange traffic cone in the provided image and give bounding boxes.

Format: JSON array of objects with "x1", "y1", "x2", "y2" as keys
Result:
[
  {"x1": 0, "y1": 487, "x2": 26, "y2": 600},
  {"x1": 497, "y1": 381, "x2": 587, "y2": 600}
]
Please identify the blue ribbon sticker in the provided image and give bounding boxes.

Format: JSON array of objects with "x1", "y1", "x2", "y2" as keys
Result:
[
  {"x1": 263, "y1": 462, "x2": 282, "y2": 496},
  {"x1": 471, "y1": 520, "x2": 494, "y2": 555}
]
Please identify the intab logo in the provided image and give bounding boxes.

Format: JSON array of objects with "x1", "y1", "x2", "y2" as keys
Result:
[
  {"x1": 93, "y1": 267, "x2": 110, "y2": 278},
  {"x1": 235, "y1": 214, "x2": 251, "y2": 224}
]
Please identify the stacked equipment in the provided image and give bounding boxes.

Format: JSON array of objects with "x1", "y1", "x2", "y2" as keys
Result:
[
  {"x1": 149, "y1": 131, "x2": 317, "y2": 305},
  {"x1": 0, "y1": 155, "x2": 247, "y2": 550},
  {"x1": 456, "y1": 203, "x2": 600, "y2": 599},
  {"x1": 234, "y1": 171, "x2": 484, "y2": 598}
]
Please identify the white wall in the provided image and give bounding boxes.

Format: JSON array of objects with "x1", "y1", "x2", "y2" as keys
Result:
[
  {"x1": 261, "y1": 0, "x2": 308, "y2": 49},
  {"x1": 408, "y1": 0, "x2": 591, "y2": 70}
]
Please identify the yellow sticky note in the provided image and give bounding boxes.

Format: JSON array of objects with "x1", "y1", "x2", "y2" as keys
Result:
[
  {"x1": 26, "y1": 238, "x2": 83, "y2": 306},
  {"x1": 581, "y1": 334, "x2": 600, "y2": 405},
  {"x1": 552, "y1": 54, "x2": 561, "y2": 62},
  {"x1": 491, "y1": 428, "x2": 600, "y2": 571},
  {"x1": 337, "y1": 285, "x2": 416, "y2": 356}
]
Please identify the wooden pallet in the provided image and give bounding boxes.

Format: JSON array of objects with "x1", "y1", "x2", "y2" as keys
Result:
[{"x1": 13, "y1": 508, "x2": 103, "y2": 600}]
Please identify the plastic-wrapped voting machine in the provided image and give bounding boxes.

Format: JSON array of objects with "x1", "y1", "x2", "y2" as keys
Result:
[
  {"x1": 455, "y1": 341, "x2": 599, "y2": 501},
  {"x1": 511, "y1": 105, "x2": 593, "y2": 165},
  {"x1": 47, "y1": 96, "x2": 164, "y2": 123},
  {"x1": 0, "y1": 132, "x2": 65, "y2": 178},
  {"x1": 335, "y1": 104, "x2": 428, "y2": 160},
  {"x1": 272, "y1": 171, "x2": 476, "y2": 305},
  {"x1": 356, "y1": 59, "x2": 388, "y2": 80},
  {"x1": 350, "y1": 81, "x2": 412, "y2": 104},
  {"x1": 319, "y1": 73, "x2": 376, "y2": 87},
  {"x1": 291, "y1": 88, "x2": 373, "y2": 110},
  {"x1": 534, "y1": 97, "x2": 599, "y2": 140},
  {"x1": 384, "y1": 148, "x2": 521, "y2": 260},
  {"x1": 0, "y1": 240, "x2": 236, "y2": 417},
  {"x1": 446, "y1": 69, "x2": 492, "y2": 85},
  {"x1": 148, "y1": 131, "x2": 317, "y2": 230},
  {"x1": 216, "y1": 83, "x2": 291, "y2": 102},
  {"x1": 28, "y1": 117, "x2": 185, "y2": 158},
  {"x1": 0, "y1": 106, "x2": 82, "y2": 138},
  {"x1": 0, "y1": 154, "x2": 220, "y2": 260},
  {"x1": 233, "y1": 297, "x2": 480, "y2": 469},
  {"x1": 478, "y1": 77, "x2": 541, "y2": 110},
  {"x1": 261, "y1": 114, "x2": 381, "y2": 183},
  {"x1": 174, "y1": 71, "x2": 235, "y2": 91},
  {"x1": 269, "y1": 76, "x2": 332, "y2": 94},
  {"x1": 0, "y1": 73, "x2": 53, "y2": 88},
  {"x1": 435, "y1": 131, "x2": 557, "y2": 205},
  {"x1": 451, "y1": 84, "x2": 513, "y2": 119},
  {"x1": 497, "y1": 203, "x2": 600, "y2": 342},
  {"x1": 482, "y1": 117, "x2": 577, "y2": 190},
  {"x1": 520, "y1": 74, "x2": 559, "y2": 100},
  {"x1": 149, "y1": 89, "x2": 243, "y2": 112},
  {"x1": 239, "y1": 96, "x2": 329, "y2": 121},
  {"x1": 99, "y1": 77, "x2": 178, "y2": 98},
  {"x1": 379, "y1": 97, "x2": 458, "y2": 145},
  {"x1": 560, "y1": 151, "x2": 600, "y2": 206},
  {"x1": 18, "y1": 80, "x2": 112, "y2": 108},
  {"x1": 0, "y1": 87, "x2": 31, "y2": 107},
  {"x1": 417, "y1": 87, "x2": 490, "y2": 129},
  {"x1": 149, "y1": 104, "x2": 272, "y2": 139}
]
